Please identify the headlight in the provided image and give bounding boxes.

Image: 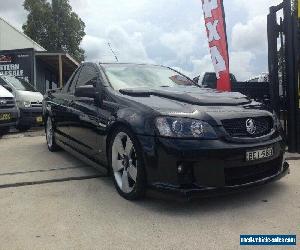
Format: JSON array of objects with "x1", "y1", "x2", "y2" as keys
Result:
[
  {"x1": 17, "y1": 101, "x2": 31, "y2": 108},
  {"x1": 23, "y1": 101, "x2": 31, "y2": 108},
  {"x1": 155, "y1": 117, "x2": 217, "y2": 139}
]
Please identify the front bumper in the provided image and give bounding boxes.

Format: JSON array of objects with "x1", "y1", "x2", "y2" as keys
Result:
[
  {"x1": 18, "y1": 107, "x2": 43, "y2": 127},
  {"x1": 0, "y1": 108, "x2": 19, "y2": 128},
  {"x1": 149, "y1": 163, "x2": 289, "y2": 201},
  {"x1": 137, "y1": 135, "x2": 288, "y2": 200}
]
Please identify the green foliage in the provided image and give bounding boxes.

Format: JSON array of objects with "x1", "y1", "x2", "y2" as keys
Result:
[{"x1": 22, "y1": 0, "x2": 86, "y2": 62}]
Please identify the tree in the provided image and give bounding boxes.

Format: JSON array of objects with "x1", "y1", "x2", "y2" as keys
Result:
[{"x1": 22, "y1": 0, "x2": 86, "y2": 62}]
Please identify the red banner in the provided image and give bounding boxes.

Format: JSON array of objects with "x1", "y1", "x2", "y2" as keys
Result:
[{"x1": 202, "y1": 0, "x2": 231, "y2": 91}]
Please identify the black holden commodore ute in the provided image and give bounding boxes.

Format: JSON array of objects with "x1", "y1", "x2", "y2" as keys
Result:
[{"x1": 43, "y1": 63, "x2": 289, "y2": 200}]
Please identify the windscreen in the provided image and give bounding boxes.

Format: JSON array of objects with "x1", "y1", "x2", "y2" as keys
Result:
[
  {"x1": 0, "y1": 75, "x2": 37, "y2": 92},
  {"x1": 102, "y1": 64, "x2": 195, "y2": 90}
]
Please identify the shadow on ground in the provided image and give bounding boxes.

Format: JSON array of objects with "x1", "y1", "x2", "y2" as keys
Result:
[{"x1": 96, "y1": 175, "x2": 289, "y2": 217}]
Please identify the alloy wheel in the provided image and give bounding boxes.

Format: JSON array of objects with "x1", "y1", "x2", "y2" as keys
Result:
[
  {"x1": 46, "y1": 117, "x2": 53, "y2": 148},
  {"x1": 111, "y1": 132, "x2": 138, "y2": 194}
]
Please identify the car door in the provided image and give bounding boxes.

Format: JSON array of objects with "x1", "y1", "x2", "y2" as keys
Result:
[
  {"x1": 67, "y1": 64, "x2": 102, "y2": 159},
  {"x1": 52, "y1": 67, "x2": 82, "y2": 138}
]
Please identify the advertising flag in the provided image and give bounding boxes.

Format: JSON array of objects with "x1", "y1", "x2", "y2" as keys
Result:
[{"x1": 202, "y1": 0, "x2": 231, "y2": 91}]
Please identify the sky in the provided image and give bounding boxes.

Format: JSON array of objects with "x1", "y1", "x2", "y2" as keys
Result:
[{"x1": 0, "y1": 0, "x2": 283, "y2": 80}]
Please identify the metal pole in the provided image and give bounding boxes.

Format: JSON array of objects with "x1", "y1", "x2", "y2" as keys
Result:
[
  {"x1": 267, "y1": 9, "x2": 280, "y2": 115},
  {"x1": 58, "y1": 54, "x2": 63, "y2": 88},
  {"x1": 293, "y1": 0, "x2": 300, "y2": 152},
  {"x1": 284, "y1": 0, "x2": 298, "y2": 152}
]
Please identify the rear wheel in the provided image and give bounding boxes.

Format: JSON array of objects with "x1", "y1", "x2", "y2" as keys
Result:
[
  {"x1": 46, "y1": 116, "x2": 60, "y2": 152},
  {"x1": 109, "y1": 127, "x2": 146, "y2": 200},
  {"x1": 0, "y1": 127, "x2": 10, "y2": 136},
  {"x1": 16, "y1": 125, "x2": 30, "y2": 132}
]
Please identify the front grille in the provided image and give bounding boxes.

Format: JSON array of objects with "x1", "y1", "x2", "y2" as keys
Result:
[
  {"x1": 0, "y1": 97, "x2": 15, "y2": 109},
  {"x1": 222, "y1": 116, "x2": 273, "y2": 138},
  {"x1": 224, "y1": 158, "x2": 281, "y2": 186},
  {"x1": 21, "y1": 110, "x2": 42, "y2": 117},
  {"x1": 31, "y1": 102, "x2": 42, "y2": 108}
]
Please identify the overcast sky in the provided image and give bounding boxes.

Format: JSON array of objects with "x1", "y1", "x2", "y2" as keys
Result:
[{"x1": 0, "y1": 0, "x2": 282, "y2": 80}]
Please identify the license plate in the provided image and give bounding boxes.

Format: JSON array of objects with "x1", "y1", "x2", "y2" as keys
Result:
[
  {"x1": 36, "y1": 116, "x2": 43, "y2": 123},
  {"x1": 246, "y1": 147, "x2": 274, "y2": 161},
  {"x1": 0, "y1": 113, "x2": 11, "y2": 121}
]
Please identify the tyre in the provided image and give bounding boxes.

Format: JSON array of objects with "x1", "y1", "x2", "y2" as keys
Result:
[
  {"x1": 0, "y1": 127, "x2": 10, "y2": 136},
  {"x1": 45, "y1": 116, "x2": 60, "y2": 152},
  {"x1": 109, "y1": 126, "x2": 146, "y2": 200},
  {"x1": 16, "y1": 125, "x2": 30, "y2": 132}
]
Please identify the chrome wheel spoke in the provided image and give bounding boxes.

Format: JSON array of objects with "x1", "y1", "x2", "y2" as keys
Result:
[
  {"x1": 112, "y1": 159, "x2": 124, "y2": 172},
  {"x1": 121, "y1": 170, "x2": 130, "y2": 193},
  {"x1": 112, "y1": 131, "x2": 138, "y2": 194},
  {"x1": 128, "y1": 164, "x2": 137, "y2": 181},
  {"x1": 124, "y1": 138, "x2": 133, "y2": 155},
  {"x1": 116, "y1": 135, "x2": 126, "y2": 155},
  {"x1": 46, "y1": 118, "x2": 53, "y2": 147}
]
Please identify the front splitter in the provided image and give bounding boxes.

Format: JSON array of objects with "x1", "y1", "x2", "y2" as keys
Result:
[{"x1": 147, "y1": 162, "x2": 290, "y2": 201}]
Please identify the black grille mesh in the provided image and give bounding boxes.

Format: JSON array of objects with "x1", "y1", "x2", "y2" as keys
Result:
[
  {"x1": 0, "y1": 97, "x2": 15, "y2": 109},
  {"x1": 222, "y1": 116, "x2": 273, "y2": 138},
  {"x1": 224, "y1": 158, "x2": 281, "y2": 186}
]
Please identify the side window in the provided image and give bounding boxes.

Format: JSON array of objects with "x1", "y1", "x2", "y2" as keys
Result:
[
  {"x1": 68, "y1": 67, "x2": 82, "y2": 94},
  {"x1": 63, "y1": 70, "x2": 76, "y2": 91},
  {"x1": 76, "y1": 65, "x2": 98, "y2": 88},
  {"x1": 0, "y1": 78, "x2": 4, "y2": 86}
]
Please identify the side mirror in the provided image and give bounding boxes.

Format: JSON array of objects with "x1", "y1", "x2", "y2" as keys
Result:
[
  {"x1": 75, "y1": 85, "x2": 96, "y2": 98},
  {"x1": 193, "y1": 76, "x2": 200, "y2": 84}
]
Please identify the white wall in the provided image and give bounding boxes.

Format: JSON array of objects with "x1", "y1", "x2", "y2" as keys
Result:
[{"x1": 0, "y1": 17, "x2": 45, "y2": 52}]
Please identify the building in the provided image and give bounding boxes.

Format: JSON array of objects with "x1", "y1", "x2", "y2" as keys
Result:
[{"x1": 0, "y1": 17, "x2": 79, "y2": 93}]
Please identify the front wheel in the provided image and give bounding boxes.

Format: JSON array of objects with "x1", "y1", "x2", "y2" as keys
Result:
[
  {"x1": 45, "y1": 116, "x2": 60, "y2": 152},
  {"x1": 109, "y1": 127, "x2": 146, "y2": 200},
  {"x1": 16, "y1": 125, "x2": 30, "y2": 132},
  {"x1": 0, "y1": 127, "x2": 10, "y2": 136}
]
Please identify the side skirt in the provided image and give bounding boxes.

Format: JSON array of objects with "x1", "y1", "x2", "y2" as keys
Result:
[{"x1": 56, "y1": 138, "x2": 109, "y2": 176}]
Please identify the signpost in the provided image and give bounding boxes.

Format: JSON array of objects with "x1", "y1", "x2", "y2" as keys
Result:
[{"x1": 0, "y1": 49, "x2": 34, "y2": 84}]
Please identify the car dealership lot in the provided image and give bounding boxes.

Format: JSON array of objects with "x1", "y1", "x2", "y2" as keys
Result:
[{"x1": 0, "y1": 131, "x2": 299, "y2": 250}]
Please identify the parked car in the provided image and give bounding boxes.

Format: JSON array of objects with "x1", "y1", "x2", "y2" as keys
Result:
[
  {"x1": 43, "y1": 63, "x2": 289, "y2": 200},
  {"x1": 0, "y1": 75, "x2": 43, "y2": 132},
  {"x1": 0, "y1": 85, "x2": 18, "y2": 135},
  {"x1": 194, "y1": 72, "x2": 237, "y2": 88},
  {"x1": 194, "y1": 72, "x2": 270, "y2": 103},
  {"x1": 247, "y1": 73, "x2": 269, "y2": 83}
]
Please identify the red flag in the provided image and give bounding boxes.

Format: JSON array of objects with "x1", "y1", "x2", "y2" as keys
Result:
[{"x1": 202, "y1": 0, "x2": 231, "y2": 91}]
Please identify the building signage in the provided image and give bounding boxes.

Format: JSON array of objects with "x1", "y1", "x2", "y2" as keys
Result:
[
  {"x1": 0, "y1": 50, "x2": 33, "y2": 83},
  {"x1": 202, "y1": 0, "x2": 231, "y2": 91}
]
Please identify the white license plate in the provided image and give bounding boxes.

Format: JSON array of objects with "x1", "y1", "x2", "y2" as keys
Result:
[{"x1": 246, "y1": 147, "x2": 274, "y2": 161}]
